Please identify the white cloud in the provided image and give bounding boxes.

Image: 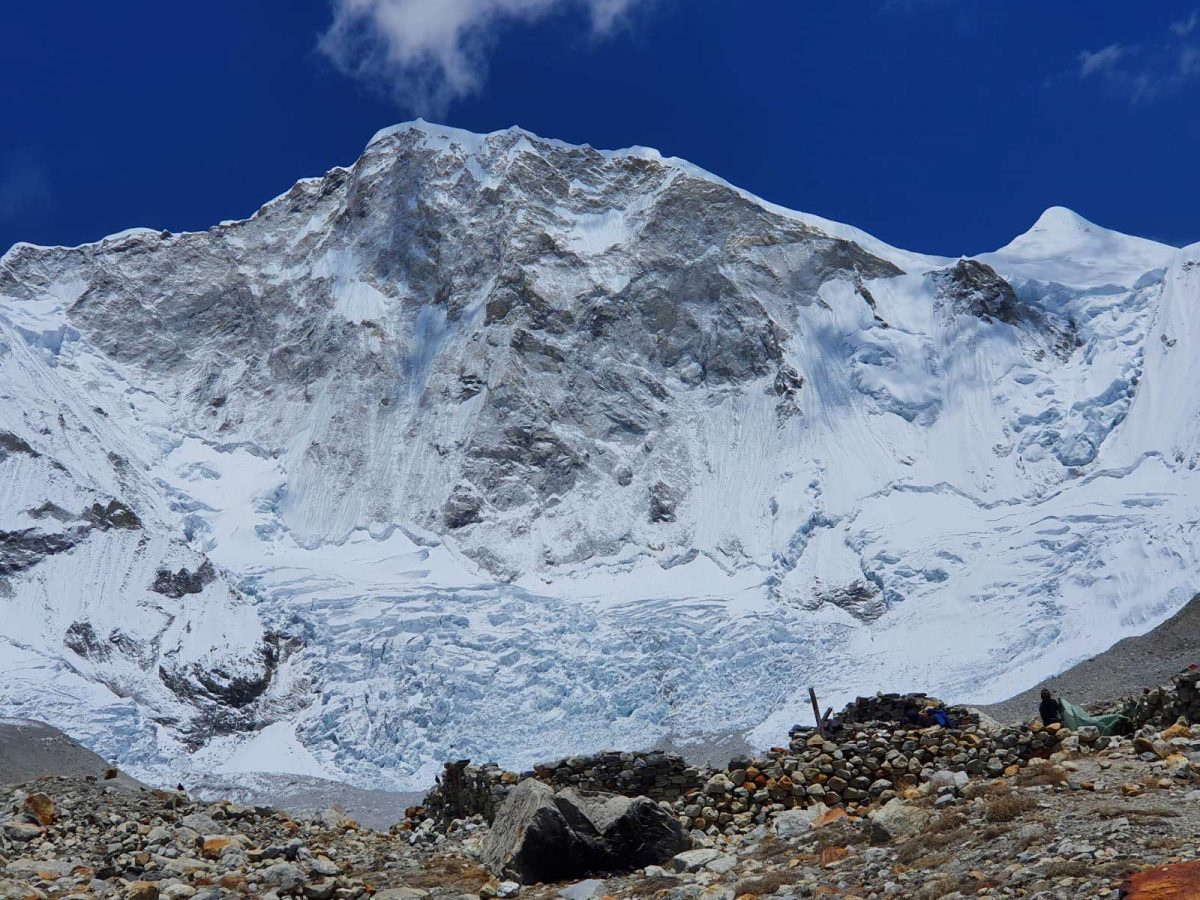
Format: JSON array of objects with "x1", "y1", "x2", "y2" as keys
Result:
[
  {"x1": 1077, "y1": 43, "x2": 1128, "y2": 78},
  {"x1": 1076, "y1": 16, "x2": 1200, "y2": 104},
  {"x1": 320, "y1": 0, "x2": 647, "y2": 115},
  {"x1": 1170, "y1": 9, "x2": 1199, "y2": 37}
]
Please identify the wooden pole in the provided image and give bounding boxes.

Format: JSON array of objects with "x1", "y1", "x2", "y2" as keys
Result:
[{"x1": 808, "y1": 687, "x2": 824, "y2": 737}]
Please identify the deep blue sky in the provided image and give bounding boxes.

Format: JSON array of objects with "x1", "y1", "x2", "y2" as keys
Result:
[{"x1": 3, "y1": 1, "x2": 1199, "y2": 257}]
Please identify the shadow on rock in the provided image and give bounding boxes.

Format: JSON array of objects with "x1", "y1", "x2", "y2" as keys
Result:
[{"x1": 481, "y1": 779, "x2": 690, "y2": 884}]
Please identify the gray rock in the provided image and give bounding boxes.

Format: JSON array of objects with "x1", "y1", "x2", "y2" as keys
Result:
[
  {"x1": 5, "y1": 858, "x2": 76, "y2": 878},
  {"x1": 582, "y1": 791, "x2": 691, "y2": 868},
  {"x1": 309, "y1": 856, "x2": 339, "y2": 877},
  {"x1": 705, "y1": 854, "x2": 737, "y2": 874},
  {"x1": 927, "y1": 770, "x2": 968, "y2": 791},
  {"x1": 868, "y1": 800, "x2": 930, "y2": 844},
  {"x1": 179, "y1": 813, "x2": 221, "y2": 834},
  {"x1": 672, "y1": 848, "x2": 723, "y2": 873},
  {"x1": 772, "y1": 804, "x2": 828, "y2": 840},
  {"x1": 649, "y1": 482, "x2": 678, "y2": 524},
  {"x1": 1, "y1": 822, "x2": 42, "y2": 843},
  {"x1": 480, "y1": 780, "x2": 604, "y2": 884},
  {"x1": 557, "y1": 880, "x2": 606, "y2": 900},
  {"x1": 261, "y1": 862, "x2": 305, "y2": 892},
  {"x1": 481, "y1": 779, "x2": 688, "y2": 884}
]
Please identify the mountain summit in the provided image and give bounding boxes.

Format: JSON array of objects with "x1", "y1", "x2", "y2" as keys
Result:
[
  {"x1": 1, "y1": 123, "x2": 1197, "y2": 789},
  {"x1": 982, "y1": 205, "x2": 1176, "y2": 287}
]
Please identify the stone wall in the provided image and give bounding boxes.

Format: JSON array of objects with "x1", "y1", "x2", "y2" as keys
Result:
[
  {"x1": 531, "y1": 750, "x2": 703, "y2": 800},
  {"x1": 834, "y1": 692, "x2": 979, "y2": 727},
  {"x1": 673, "y1": 720, "x2": 1063, "y2": 834},
  {"x1": 1106, "y1": 667, "x2": 1200, "y2": 729},
  {"x1": 416, "y1": 750, "x2": 707, "y2": 826},
  {"x1": 414, "y1": 719, "x2": 1065, "y2": 836}
]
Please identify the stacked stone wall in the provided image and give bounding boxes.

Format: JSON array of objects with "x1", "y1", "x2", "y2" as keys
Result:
[
  {"x1": 415, "y1": 719, "x2": 1065, "y2": 833},
  {"x1": 1105, "y1": 667, "x2": 1200, "y2": 729},
  {"x1": 417, "y1": 750, "x2": 706, "y2": 826}
]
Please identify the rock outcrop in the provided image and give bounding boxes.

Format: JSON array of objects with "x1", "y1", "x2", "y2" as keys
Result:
[
  {"x1": 1106, "y1": 666, "x2": 1200, "y2": 730},
  {"x1": 480, "y1": 779, "x2": 687, "y2": 884}
]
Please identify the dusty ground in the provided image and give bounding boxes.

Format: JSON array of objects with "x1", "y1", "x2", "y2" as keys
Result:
[
  {"x1": 0, "y1": 720, "x2": 142, "y2": 792},
  {"x1": 979, "y1": 592, "x2": 1200, "y2": 725},
  {"x1": 188, "y1": 775, "x2": 422, "y2": 834}
]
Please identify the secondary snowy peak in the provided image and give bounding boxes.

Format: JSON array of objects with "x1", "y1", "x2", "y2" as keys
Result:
[
  {"x1": 981, "y1": 205, "x2": 1176, "y2": 288},
  {"x1": 2, "y1": 122, "x2": 1199, "y2": 792}
]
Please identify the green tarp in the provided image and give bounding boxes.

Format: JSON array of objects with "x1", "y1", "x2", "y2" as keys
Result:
[{"x1": 1058, "y1": 698, "x2": 1129, "y2": 736}]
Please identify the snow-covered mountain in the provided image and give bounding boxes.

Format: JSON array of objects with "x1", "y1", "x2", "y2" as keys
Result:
[{"x1": 1, "y1": 121, "x2": 1196, "y2": 790}]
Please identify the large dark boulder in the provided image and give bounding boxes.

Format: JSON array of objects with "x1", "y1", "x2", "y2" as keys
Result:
[
  {"x1": 584, "y1": 791, "x2": 691, "y2": 870},
  {"x1": 481, "y1": 779, "x2": 689, "y2": 884}
]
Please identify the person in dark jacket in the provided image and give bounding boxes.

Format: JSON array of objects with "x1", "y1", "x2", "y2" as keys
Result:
[{"x1": 1039, "y1": 687, "x2": 1062, "y2": 726}]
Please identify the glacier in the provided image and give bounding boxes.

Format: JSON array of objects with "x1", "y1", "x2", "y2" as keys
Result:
[{"x1": 1, "y1": 121, "x2": 1198, "y2": 791}]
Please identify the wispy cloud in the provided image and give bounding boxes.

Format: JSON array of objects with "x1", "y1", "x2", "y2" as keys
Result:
[
  {"x1": 1171, "y1": 9, "x2": 1199, "y2": 37},
  {"x1": 1078, "y1": 43, "x2": 1129, "y2": 78},
  {"x1": 1077, "y1": 11, "x2": 1200, "y2": 103},
  {"x1": 0, "y1": 152, "x2": 52, "y2": 223},
  {"x1": 320, "y1": 0, "x2": 649, "y2": 116}
]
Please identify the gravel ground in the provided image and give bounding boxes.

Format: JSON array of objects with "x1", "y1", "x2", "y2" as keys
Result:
[
  {"x1": 0, "y1": 719, "x2": 418, "y2": 830},
  {"x1": 0, "y1": 719, "x2": 141, "y2": 791},
  {"x1": 979, "y1": 592, "x2": 1200, "y2": 725},
  {"x1": 189, "y1": 773, "x2": 422, "y2": 832}
]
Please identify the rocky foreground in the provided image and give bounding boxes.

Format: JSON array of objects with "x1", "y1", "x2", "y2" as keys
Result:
[{"x1": 4, "y1": 679, "x2": 1200, "y2": 898}]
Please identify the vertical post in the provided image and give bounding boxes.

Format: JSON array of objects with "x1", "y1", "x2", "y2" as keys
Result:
[
  {"x1": 808, "y1": 687, "x2": 824, "y2": 737},
  {"x1": 443, "y1": 759, "x2": 469, "y2": 822}
]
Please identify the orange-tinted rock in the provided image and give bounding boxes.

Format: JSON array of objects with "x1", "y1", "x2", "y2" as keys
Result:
[
  {"x1": 1120, "y1": 861, "x2": 1200, "y2": 898},
  {"x1": 1162, "y1": 721, "x2": 1193, "y2": 740},
  {"x1": 812, "y1": 807, "x2": 848, "y2": 829},
  {"x1": 22, "y1": 792, "x2": 55, "y2": 826},
  {"x1": 201, "y1": 836, "x2": 234, "y2": 859},
  {"x1": 820, "y1": 846, "x2": 849, "y2": 866}
]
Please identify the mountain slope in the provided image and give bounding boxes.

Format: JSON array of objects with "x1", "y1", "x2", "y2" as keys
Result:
[{"x1": 0, "y1": 122, "x2": 1196, "y2": 789}]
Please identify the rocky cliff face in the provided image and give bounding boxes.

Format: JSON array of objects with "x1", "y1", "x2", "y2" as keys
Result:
[
  {"x1": 0, "y1": 123, "x2": 1197, "y2": 790},
  {"x1": 0, "y1": 125, "x2": 902, "y2": 576}
]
